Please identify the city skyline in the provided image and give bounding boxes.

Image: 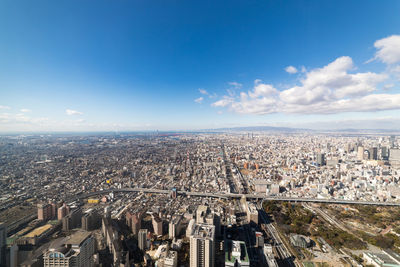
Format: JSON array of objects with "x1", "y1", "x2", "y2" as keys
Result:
[{"x1": 1, "y1": 1, "x2": 400, "y2": 132}]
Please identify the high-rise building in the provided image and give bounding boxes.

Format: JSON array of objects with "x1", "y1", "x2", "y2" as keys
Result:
[
  {"x1": 138, "y1": 229, "x2": 148, "y2": 251},
  {"x1": 169, "y1": 215, "x2": 182, "y2": 239},
  {"x1": 152, "y1": 214, "x2": 163, "y2": 236},
  {"x1": 316, "y1": 153, "x2": 325, "y2": 166},
  {"x1": 43, "y1": 231, "x2": 95, "y2": 267},
  {"x1": 381, "y1": 147, "x2": 389, "y2": 160},
  {"x1": 390, "y1": 149, "x2": 400, "y2": 167},
  {"x1": 38, "y1": 203, "x2": 52, "y2": 221},
  {"x1": 10, "y1": 244, "x2": 18, "y2": 267},
  {"x1": 357, "y1": 146, "x2": 364, "y2": 161},
  {"x1": 0, "y1": 223, "x2": 6, "y2": 267},
  {"x1": 131, "y1": 213, "x2": 142, "y2": 236},
  {"x1": 390, "y1": 135, "x2": 396, "y2": 148},
  {"x1": 190, "y1": 224, "x2": 215, "y2": 267},
  {"x1": 369, "y1": 147, "x2": 378, "y2": 160},
  {"x1": 82, "y1": 210, "x2": 100, "y2": 231},
  {"x1": 62, "y1": 208, "x2": 82, "y2": 231},
  {"x1": 58, "y1": 204, "x2": 68, "y2": 220}
]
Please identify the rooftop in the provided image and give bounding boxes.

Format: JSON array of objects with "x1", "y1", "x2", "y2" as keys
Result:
[
  {"x1": 24, "y1": 224, "x2": 53, "y2": 238},
  {"x1": 192, "y1": 224, "x2": 215, "y2": 240},
  {"x1": 65, "y1": 230, "x2": 91, "y2": 246},
  {"x1": 225, "y1": 240, "x2": 249, "y2": 264}
]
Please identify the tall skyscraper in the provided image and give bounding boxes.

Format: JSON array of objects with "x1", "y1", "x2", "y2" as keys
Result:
[
  {"x1": 138, "y1": 229, "x2": 148, "y2": 251},
  {"x1": 190, "y1": 224, "x2": 215, "y2": 267}
]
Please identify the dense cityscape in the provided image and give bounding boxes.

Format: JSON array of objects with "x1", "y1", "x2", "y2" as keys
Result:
[
  {"x1": 0, "y1": 132, "x2": 400, "y2": 266},
  {"x1": 2, "y1": 1, "x2": 400, "y2": 266}
]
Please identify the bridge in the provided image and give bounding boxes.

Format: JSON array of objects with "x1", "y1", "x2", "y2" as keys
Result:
[{"x1": 67, "y1": 187, "x2": 400, "y2": 207}]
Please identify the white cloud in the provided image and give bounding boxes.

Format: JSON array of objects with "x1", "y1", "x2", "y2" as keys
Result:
[
  {"x1": 373, "y1": 35, "x2": 400, "y2": 65},
  {"x1": 194, "y1": 97, "x2": 204, "y2": 104},
  {"x1": 198, "y1": 88, "x2": 217, "y2": 98},
  {"x1": 280, "y1": 56, "x2": 386, "y2": 105},
  {"x1": 212, "y1": 56, "x2": 396, "y2": 115},
  {"x1": 199, "y1": 89, "x2": 208, "y2": 95},
  {"x1": 285, "y1": 66, "x2": 298, "y2": 74},
  {"x1": 66, "y1": 109, "x2": 83, "y2": 115},
  {"x1": 383, "y1": 83, "x2": 395, "y2": 90},
  {"x1": 20, "y1": 109, "x2": 31, "y2": 113},
  {"x1": 228, "y1": 82, "x2": 243, "y2": 89},
  {"x1": 0, "y1": 105, "x2": 10, "y2": 110},
  {"x1": 211, "y1": 96, "x2": 234, "y2": 107},
  {"x1": 390, "y1": 65, "x2": 400, "y2": 80}
]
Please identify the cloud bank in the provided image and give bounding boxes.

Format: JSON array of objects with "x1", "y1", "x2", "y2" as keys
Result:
[{"x1": 212, "y1": 35, "x2": 400, "y2": 115}]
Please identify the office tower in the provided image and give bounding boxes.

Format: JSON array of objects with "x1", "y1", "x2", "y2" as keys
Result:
[
  {"x1": 169, "y1": 215, "x2": 182, "y2": 239},
  {"x1": 190, "y1": 224, "x2": 215, "y2": 267},
  {"x1": 381, "y1": 147, "x2": 389, "y2": 160},
  {"x1": 38, "y1": 203, "x2": 52, "y2": 221},
  {"x1": 390, "y1": 149, "x2": 400, "y2": 168},
  {"x1": 152, "y1": 214, "x2": 163, "y2": 236},
  {"x1": 369, "y1": 147, "x2": 378, "y2": 160},
  {"x1": 131, "y1": 213, "x2": 142, "y2": 235},
  {"x1": 246, "y1": 203, "x2": 259, "y2": 225},
  {"x1": 390, "y1": 135, "x2": 396, "y2": 148},
  {"x1": 357, "y1": 146, "x2": 364, "y2": 161},
  {"x1": 390, "y1": 149, "x2": 400, "y2": 161},
  {"x1": 138, "y1": 229, "x2": 148, "y2": 251},
  {"x1": 0, "y1": 223, "x2": 6, "y2": 267},
  {"x1": 316, "y1": 153, "x2": 325, "y2": 166},
  {"x1": 345, "y1": 143, "x2": 352, "y2": 153},
  {"x1": 43, "y1": 231, "x2": 95, "y2": 267}
]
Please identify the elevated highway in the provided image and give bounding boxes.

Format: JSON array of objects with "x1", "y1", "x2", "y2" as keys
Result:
[{"x1": 67, "y1": 187, "x2": 400, "y2": 207}]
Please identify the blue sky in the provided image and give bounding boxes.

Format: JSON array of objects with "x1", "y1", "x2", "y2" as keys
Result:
[{"x1": 1, "y1": 0, "x2": 400, "y2": 131}]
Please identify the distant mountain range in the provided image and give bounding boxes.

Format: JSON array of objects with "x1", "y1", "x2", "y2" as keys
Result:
[{"x1": 206, "y1": 126, "x2": 400, "y2": 134}]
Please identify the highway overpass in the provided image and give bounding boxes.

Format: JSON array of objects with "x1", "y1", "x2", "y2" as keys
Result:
[{"x1": 67, "y1": 187, "x2": 400, "y2": 207}]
